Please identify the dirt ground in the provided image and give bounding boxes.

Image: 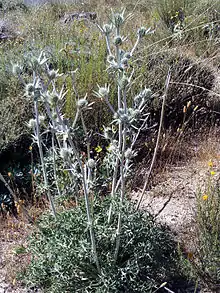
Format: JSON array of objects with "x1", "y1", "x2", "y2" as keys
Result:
[{"x1": 133, "y1": 159, "x2": 216, "y2": 250}]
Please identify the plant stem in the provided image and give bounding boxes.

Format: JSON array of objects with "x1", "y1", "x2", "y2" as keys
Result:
[
  {"x1": 136, "y1": 70, "x2": 171, "y2": 210},
  {"x1": 114, "y1": 125, "x2": 126, "y2": 261},
  {"x1": 55, "y1": 106, "x2": 100, "y2": 273},
  {"x1": 34, "y1": 100, "x2": 56, "y2": 217},
  {"x1": 114, "y1": 88, "x2": 127, "y2": 261},
  {"x1": 51, "y1": 129, "x2": 61, "y2": 197},
  {"x1": 107, "y1": 27, "x2": 123, "y2": 223}
]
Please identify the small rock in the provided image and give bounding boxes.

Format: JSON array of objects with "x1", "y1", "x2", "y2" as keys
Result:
[{"x1": 61, "y1": 11, "x2": 97, "y2": 24}]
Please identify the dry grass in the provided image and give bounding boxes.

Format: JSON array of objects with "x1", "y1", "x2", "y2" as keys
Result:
[{"x1": 0, "y1": 215, "x2": 32, "y2": 285}]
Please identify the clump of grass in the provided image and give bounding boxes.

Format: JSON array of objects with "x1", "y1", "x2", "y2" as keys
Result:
[{"x1": 191, "y1": 164, "x2": 220, "y2": 290}]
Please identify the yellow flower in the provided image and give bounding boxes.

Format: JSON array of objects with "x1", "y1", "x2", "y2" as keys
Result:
[
  {"x1": 8, "y1": 172, "x2": 12, "y2": 177},
  {"x1": 210, "y1": 171, "x2": 216, "y2": 176},
  {"x1": 202, "y1": 194, "x2": 208, "y2": 201},
  {"x1": 95, "y1": 145, "x2": 102, "y2": 153},
  {"x1": 208, "y1": 160, "x2": 213, "y2": 168},
  {"x1": 29, "y1": 145, "x2": 33, "y2": 151}
]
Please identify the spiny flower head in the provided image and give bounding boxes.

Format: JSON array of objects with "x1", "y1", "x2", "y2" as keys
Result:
[
  {"x1": 25, "y1": 79, "x2": 42, "y2": 99},
  {"x1": 31, "y1": 51, "x2": 48, "y2": 69},
  {"x1": 48, "y1": 69, "x2": 63, "y2": 80},
  {"x1": 25, "y1": 83, "x2": 35, "y2": 97},
  {"x1": 107, "y1": 140, "x2": 118, "y2": 152},
  {"x1": 112, "y1": 10, "x2": 125, "y2": 28},
  {"x1": 121, "y1": 57, "x2": 129, "y2": 69},
  {"x1": 114, "y1": 36, "x2": 123, "y2": 46},
  {"x1": 107, "y1": 54, "x2": 115, "y2": 63},
  {"x1": 87, "y1": 159, "x2": 96, "y2": 169},
  {"x1": 125, "y1": 148, "x2": 133, "y2": 159},
  {"x1": 94, "y1": 84, "x2": 110, "y2": 99},
  {"x1": 103, "y1": 23, "x2": 113, "y2": 35},
  {"x1": 39, "y1": 115, "x2": 45, "y2": 124},
  {"x1": 138, "y1": 27, "x2": 152, "y2": 38},
  {"x1": 77, "y1": 98, "x2": 88, "y2": 109},
  {"x1": 27, "y1": 118, "x2": 36, "y2": 129},
  {"x1": 12, "y1": 63, "x2": 22, "y2": 75}
]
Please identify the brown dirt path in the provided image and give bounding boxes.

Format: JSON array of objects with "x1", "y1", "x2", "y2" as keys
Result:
[{"x1": 132, "y1": 158, "x2": 220, "y2": 252}]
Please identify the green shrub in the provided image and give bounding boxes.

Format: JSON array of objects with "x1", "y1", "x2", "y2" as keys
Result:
[{"x1": 23, "y1": 198, "x2": 180, "y2": 293}]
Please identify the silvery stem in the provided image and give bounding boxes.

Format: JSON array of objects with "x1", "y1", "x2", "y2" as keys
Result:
[
  {"x1": 108, "y1": 27, "x2": 122, "y2": 223},
  {"x1": 55, "y1": 106, "x2": 100, "y2": 273},
  {"x1": 81, "y1": 112, "x2": 91, "y2": 160},
  {"x1": 52, "y1": 129, "x2": 61, "y2": 197},
  {"x1": 130, "y1": 35, "x2": 140, "y2": 56},
  {"x1": 114, "y1": 134, "x2": 126, "y2": 260},
  {"x1": 34, "y1": 100, "x2": 56, "y2": 217},
  {"x1": 114, "y1": 89, "x2": 127, "y2": 260},
  {"x1": 105, "y1": 35, "x2": 112, "y2": 55}
]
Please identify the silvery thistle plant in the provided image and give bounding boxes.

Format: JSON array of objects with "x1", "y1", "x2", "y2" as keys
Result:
[
  {"x1": 95, "y1": 8, "x2": 153, "y2": 260},
  {"x1": 12, "y1": 8, "x2": 153, "y2": 272},
  {"x1": 13, "y1": 54, "x2": 101, "y2": 273}
]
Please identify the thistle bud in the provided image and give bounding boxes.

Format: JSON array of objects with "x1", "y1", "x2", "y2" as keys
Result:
[
  {"x1": 107, "y1": 55, "x2": 115, "y2": 63},
  {"x1": 25, "y1": 83, "x2": 35, "y2": 97},
  {"x1": 121, "y1": 57, "x2": 129, "y2": 69},
  {"x1": 27, "y1": 118, "x2": 36, "y2": 129},
  {"x1": 98, "y1": 86, "x2": 109, "y2": 98},
  {"x1": 87, "y1": 159, "x2": 96, "y2": 169},
  {"x1": 77, "y1": 98, "x2": 88, "y2": 109},
  {"x1": 108, "y1": 140, "x2": 118, "y2": 152},
  {"x1": 141, "y1": 88, "x2": 152, "y2": 99},
  {"x1": 48, "y1": 69, "x2": 62, "y2": 80},
  {"x1": 103, "y1": 127, "x2": 112, "y2": 139},
  {"x1": 114, "y1": 36, "x2": 123, "y2": 46},
  {"x1": 113, "y1": 12, "x2": 124, "y2": 28},
  {"x1": 138, "y1": 27, "x2": 147, "y2": 38},
  {"x1": 49, "y1": 93, "x2": 59, "y2": 106},
  {"x1": 120, "y1": 113, "x2": 129, "y2": 123},
  {"x1": 12, "y1": 63, "x2": 22, "y2": 75},
  {"x1": 103, "y1": 23, "x2": 113, "y2": 35},
  {"x1": 52, "y1": 112, "x2": 57, "y2": 120}
]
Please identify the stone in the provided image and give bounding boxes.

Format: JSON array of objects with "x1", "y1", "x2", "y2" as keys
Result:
[{"x1": 61, "y1": 11, "x2": 97, "y2": 24}]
